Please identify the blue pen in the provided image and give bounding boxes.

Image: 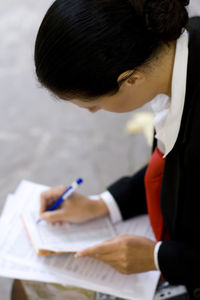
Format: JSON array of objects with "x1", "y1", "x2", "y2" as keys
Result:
[{"x1": 37, "y1": 178, "x2": 83, "y2": 224}]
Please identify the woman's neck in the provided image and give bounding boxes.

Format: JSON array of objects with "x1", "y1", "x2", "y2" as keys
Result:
[{"x1": 155, "y1": 41, "x2": 177, "y2": 97}]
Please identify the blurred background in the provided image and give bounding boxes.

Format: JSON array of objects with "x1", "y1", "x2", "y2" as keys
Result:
[{"x1": 0, "y1": 0, "x2": 199, "y2": 298}]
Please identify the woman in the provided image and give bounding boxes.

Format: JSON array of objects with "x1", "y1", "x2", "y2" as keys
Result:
[{"x1": 35, "y1": 0, "x2": 200, "y2": 298}]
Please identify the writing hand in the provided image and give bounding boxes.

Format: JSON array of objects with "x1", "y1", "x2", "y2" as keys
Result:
[{"x1": 40, "y1": 185, "x2": 109, "y2": 225}]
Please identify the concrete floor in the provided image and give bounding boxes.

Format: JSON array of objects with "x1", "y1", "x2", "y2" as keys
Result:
[{"x1": 0, "y1": 0, "x2": 199, "y2": 299}]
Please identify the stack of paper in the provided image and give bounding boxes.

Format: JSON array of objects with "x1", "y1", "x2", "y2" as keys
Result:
[{"x1": 0, "y1": 180, "x2": 160, "y2": 300}]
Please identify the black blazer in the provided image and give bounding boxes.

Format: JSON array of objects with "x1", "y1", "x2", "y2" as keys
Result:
[{"x1": 107, "y1": 17, "x2": 200, "y2": 300}]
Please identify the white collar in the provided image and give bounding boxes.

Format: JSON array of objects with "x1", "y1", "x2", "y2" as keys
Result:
[{"x1": 151, "y1": 30, "x2": 189, "y2": 158}]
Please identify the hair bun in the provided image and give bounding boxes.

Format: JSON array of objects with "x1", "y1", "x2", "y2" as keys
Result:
[{"x1": 145, "y1": 0, "x2": 189, "y2": 41}]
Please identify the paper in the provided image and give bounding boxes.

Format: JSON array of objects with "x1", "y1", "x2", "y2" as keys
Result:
[
  {"x1": 49, "y1": 215, "x2": 159, "y2": 300},
  {"x1": 22, "y1": 210, "x2": 116, "y2": 253},
  {"x1": 0, "y1": 257, "x2": 65, "y2": 285},
  {"x1": 0, "y1": 180, "x2": 160, "y2": 300}
]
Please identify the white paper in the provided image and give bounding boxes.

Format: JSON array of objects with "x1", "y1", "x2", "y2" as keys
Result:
[
  {"x1": 0, "y1": 257, "x2": 65, "y2": 285},
  {"x1": 0, "y1": 180, "x2": 160, "y2": 300},
  {"x1": 49, "y1": 215, "x2": 160, "y2": 300},
  {"x1": 22, "y1": 210, "x2": 116, "y2": 253}
]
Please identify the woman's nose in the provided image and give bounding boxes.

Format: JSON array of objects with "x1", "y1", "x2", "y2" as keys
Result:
[{"x1": 88, "y1": 107, "x2": 101, "y2": 113}]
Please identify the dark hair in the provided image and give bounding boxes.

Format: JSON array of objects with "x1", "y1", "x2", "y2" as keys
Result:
[{"x1": 34, "y1": 0, "x2": 189, "y2": 99}]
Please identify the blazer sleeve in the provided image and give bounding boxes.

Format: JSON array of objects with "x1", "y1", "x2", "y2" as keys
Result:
[
  {"x1": 107, "y1": 166, "x2": 148, "y2": 220},
  {"x1": 158, "y1": 241, "x2": 200, "y2": 289}
]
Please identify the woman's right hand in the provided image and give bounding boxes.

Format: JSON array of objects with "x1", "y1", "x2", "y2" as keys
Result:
[{"x1": 40, "y1": 185, "x2": 109, "y2": 225}]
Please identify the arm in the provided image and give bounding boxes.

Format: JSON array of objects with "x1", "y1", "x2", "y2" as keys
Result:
[
  {"x1": 39, "y1": 164, "x2": 148, "y2": 224},
  {"x1": 158, "y1": 241, "x2": 200, "y2": 291},
  {"x1": 107, "y1": 166, "x2": 148, "y2": 220}
]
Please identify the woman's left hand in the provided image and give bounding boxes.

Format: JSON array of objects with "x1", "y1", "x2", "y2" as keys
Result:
[{"x1": 75, "y1": 234, "x2": 157, "y2": 274}]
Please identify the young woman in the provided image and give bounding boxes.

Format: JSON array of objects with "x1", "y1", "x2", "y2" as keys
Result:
[{"x1": 35, "y1": 0, "x2": 200, "y2": 298}]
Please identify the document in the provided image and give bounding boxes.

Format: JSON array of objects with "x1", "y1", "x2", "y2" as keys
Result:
[
  {"x1": 22, "y1": 209, "x2": 116, "y2": 255},
  {"x1": 0, "y1": 257, "x2": 64, "y2": 285},
  {"x1": 0, "y1": 180, "x2": 160, "y2": 300}
]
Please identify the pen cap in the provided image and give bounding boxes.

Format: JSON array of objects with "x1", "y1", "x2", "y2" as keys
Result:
[
  {"x1": 70, "y1": 178, "x2": 83, "y2": 190},
  {"x1": 77, "y1": 178, "x2": 83, "y2": 185}
]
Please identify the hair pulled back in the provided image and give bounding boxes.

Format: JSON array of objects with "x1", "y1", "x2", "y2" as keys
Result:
[{"x1": 35, "y1": 0, "x2": 189, "y2": 99}]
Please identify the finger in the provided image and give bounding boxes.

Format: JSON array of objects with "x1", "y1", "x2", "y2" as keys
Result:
[
  {"x1": 92, "y1": 253, "x2": 117, "y2": 264},
  {"x1": 40, "y1": 190, "x2": 57, "y2": 214},
  {"x1": 40, "y1": 209, "x2": 67, "y2": 223},
  {"x1": 75, "y1": 242, "x2": 112, "y2": 258},
  {"x1": 53, "y1": 222, "x2": 62, "y2": 226},
  {"x1": 52, "y1": 222, "x2": 58, "y2": 226},
  {"x1": 57, "y1": 221, "x2": 63, "y2": 226},
  {"x1": 75, "y1": 252, "x2": 119, "y2": 271},
  {"x1": 62, "y1": 221, "x2": 69, "y2": 225},
  {"x1": 40, "y1": 192, "x2": 49, "y2": 214},
  {"x1": 40, "y1": 186, "x2": 66, "y2": 214},
  {"x1": 77, "y1": 252, "x2": 124, "y2": 274}
]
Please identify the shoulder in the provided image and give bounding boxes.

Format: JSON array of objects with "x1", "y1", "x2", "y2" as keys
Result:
[
  {"x1": 185, "y1": 18, "x2": 200, "y2": 106},
  {"x1": 187, "y1": 16, "x2": 200, "y2": 30}
]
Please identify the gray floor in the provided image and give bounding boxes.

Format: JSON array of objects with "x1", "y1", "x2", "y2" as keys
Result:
[{"x1": 0, "y1": 0, "x2": 199, "y2": 299}]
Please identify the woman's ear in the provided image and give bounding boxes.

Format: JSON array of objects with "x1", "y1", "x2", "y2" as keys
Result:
[{"x1": 117, "y1": 70, "x2": 146, "y2": 87}]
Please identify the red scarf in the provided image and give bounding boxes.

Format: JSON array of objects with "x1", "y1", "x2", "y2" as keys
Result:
[{"x1": 144, "y1": 147, "x2": 169, "y2": 241}]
